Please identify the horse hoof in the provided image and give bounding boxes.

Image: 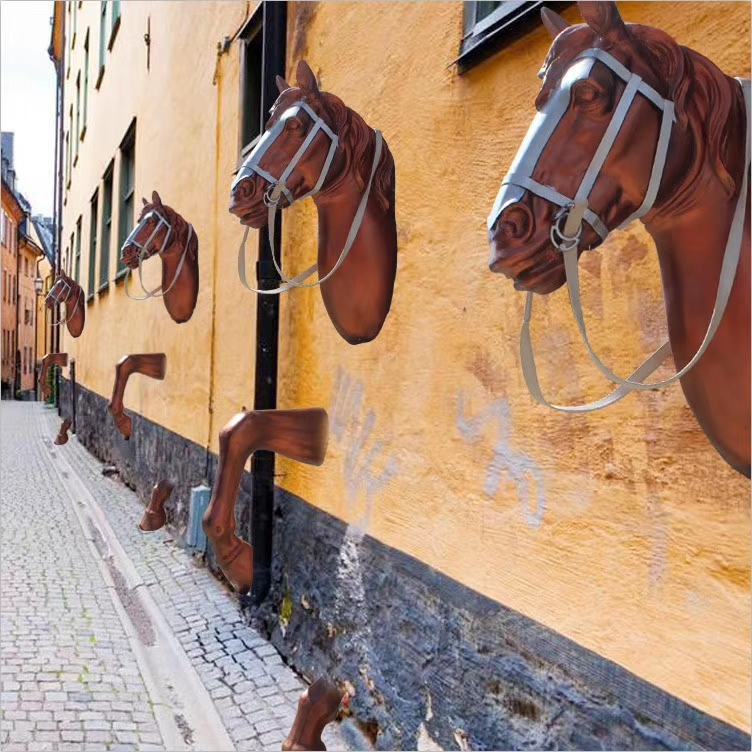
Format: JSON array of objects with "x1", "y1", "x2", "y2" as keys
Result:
[
  {"x1": 54, "y1": 418, "x2": 72, "y2": 445},
  {"x1": 216, "y1": 537, "x2": 254, "y2": 594}
]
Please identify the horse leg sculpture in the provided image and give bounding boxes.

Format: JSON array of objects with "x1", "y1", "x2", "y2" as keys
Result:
[
  {"x1": 282, "y1": 678, "x2": 343, "y2": 752},
  {"x1": 203, "y1": 408, "x2": 328, "y2": 594},
  {"x1": 107, "y1": 354, "x2": 167, "y2": 440},
  {"x1": 38, "y1": 353, "x2": 68, "y2": 402},
  {"x1": 139, "y1": 480, "x2": 174, "y2": 532},
  {"x1": 54, "y1": 418, "x2": 72, "y2": 446}
]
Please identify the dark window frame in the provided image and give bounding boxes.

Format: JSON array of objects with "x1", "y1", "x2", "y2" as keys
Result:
[
  {"x1": 237, "y1": 9, "x2": 265, "y2": 162},
  {"x1": 116, "y1": 120, "x2": 136, "y2": 280},
  {"x1": 82, "y1": 30, "x2": 89, "y2": 139},
  {"x1": 99, "y1": 161, "x2": 114, "y2": 292},
  {"x1": 74, "y1": 216, "x2": 82, "y2": 284},
  {"x1": 88, "y1": 188, "x2": 99, "y2": 301},
  {"x1": 109, "y1": 0, "x2": 121, "y2": 50},
  {"x1": 456, "y1": 1, "x2": 573, "y2": 73},
  {"x1": 97, "y1": 1, "x2": 107, "y2": 89},
  {"x1": 75, "y1": 71, "x2": 81, "y2": 156}
]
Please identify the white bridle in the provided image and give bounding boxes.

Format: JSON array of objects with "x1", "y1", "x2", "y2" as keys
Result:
[
  {"x1": 233, "y1": 100, "x2": 383, "y2": 295},
  {"x1": 488, "y1": 47, "x2": 751, "y2": 413},
  {"x1": 46, "y1": 275, "x2": 80, "y2": 327},
  {"x1": 121, "y1": 208, "x2": 194, "y2": 300}
]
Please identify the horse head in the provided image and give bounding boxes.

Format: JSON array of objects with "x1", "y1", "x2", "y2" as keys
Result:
[
  {"x1": 487, "y1": 0, "x2": 741, "y2": 295},
  {"x1": 121, "y1": 190, "x2": 177, "y2": 269},
  {"x1": 229, "y1": 59, "x2": 393, "y2": 228},
  {"x1": 45, "y1": 269, "x2": 76, "y2": 310}
]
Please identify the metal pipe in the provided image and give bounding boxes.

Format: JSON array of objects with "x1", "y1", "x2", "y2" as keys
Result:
[{"x1": 250, "y1": 0, "x2": 287, "y2": 605}]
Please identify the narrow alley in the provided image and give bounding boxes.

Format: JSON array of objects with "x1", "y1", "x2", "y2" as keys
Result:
[{"x1": 0, "y1": 400, "x2": 346, "y2": 752}]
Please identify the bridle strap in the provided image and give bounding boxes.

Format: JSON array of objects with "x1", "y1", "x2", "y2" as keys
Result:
[
  {"x1": 124, "y1": 223, "x2": 194, "y2": 301},
  {"x1": 519, "y1": 77, "x2": 750, "y2": 412},
  {"x1": 237, "y1": 129, "x2": 383, "y2": 295}
]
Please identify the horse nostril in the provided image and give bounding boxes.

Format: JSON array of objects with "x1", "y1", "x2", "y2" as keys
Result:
[
  {"x1": 499, "y1": 204, "x2": 534, "y2": 242},
  {"x1": 233, "y1": 178, "x2": 257, "y2": 202}
]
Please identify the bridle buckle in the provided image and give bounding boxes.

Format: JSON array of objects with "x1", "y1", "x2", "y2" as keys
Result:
[{"x1": 550, "y1": 204, "x2": 582, "y2": 252}]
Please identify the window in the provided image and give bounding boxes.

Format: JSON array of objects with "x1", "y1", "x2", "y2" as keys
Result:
[
  {"x1": 82, "y1": 31, "x2": 89, "y2": 136},
  {"x1": 75, "y1": 72, "x2": 81, "y2": 157},
  {"x1": 74, "y1": 216, "x2": 82, "y2": 283},
  {"x1": 109, "y1": 0, "x2": 121, "y2": 49},
  {"x1": 97, "y1": 1, "x2": 107, "y2": 87},
  {"x1": 72, "y1": 0, "x2": 77, "y2": 47},
  {"x1": 238, "y1": 13, "x2": 264, "y2": 158},
  {"x1": 65, "y1": 132, "x2": 70, "y2": 188},
  {"x1": 458, "y1": 1, "x2": 568, "y2": 72},
  {"x1": 88, "y1": 189, "x2": 98, "y2": 297},
  {"x1": 69, "y1": 232, "x2": 75, "y2": 277},
  {"x1": 99, "y1": 162, "x2": 113, "y2": 289},
  {"x1": 116, "y1": 122, "x2": 136, "y2": 277},
  {"x1": 67, "y1": 105, "x2": 73, "y2": 184},
  {"x1": 24, "y1": 257, "x2": 27, "y2": 276}
]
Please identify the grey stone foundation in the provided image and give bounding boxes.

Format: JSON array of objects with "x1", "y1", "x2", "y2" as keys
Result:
[
  {"x1": 58, "y1": 377, "x2": 252, "y2": 569},
  {"x1": 60, "y1": 380, "x2": 750, "y2": 752}
]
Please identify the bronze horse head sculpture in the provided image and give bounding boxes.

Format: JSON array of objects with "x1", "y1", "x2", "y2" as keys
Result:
[
  {"x1": 45, "y1": 269, "x2": 85, "y2": 338},
  {"x1": 487, "y1": 1, "x2": 750, "y2": 477},
  {"x1": 120, "y1": 191, "x2": 199, "y2": 324},
  {"x1": 229, "y1": 59, "x2": 398, "y2": 345}
]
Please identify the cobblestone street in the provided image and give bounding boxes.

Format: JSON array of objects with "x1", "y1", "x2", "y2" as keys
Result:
[{"x1": 0, "y1": 401, "x2": 346, "y2": 752}]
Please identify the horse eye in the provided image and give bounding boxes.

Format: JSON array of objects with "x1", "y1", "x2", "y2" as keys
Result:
[{"x1": 573, "y1": 81, "x2": 601, "y2": 105}]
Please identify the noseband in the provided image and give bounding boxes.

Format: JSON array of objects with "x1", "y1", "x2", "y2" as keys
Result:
[
  {"x1": 46, "y1": 276, "x2": 80, "y2": 327},
  {"x1": 233, "y1": 99, "x2": 383, "y2": 295},
  {"x1": 121, "y1": 208, "x2": 194, "y2": 300},
  {"x1": 489, "y1": 47, "x2": 751, "y2": 412}
]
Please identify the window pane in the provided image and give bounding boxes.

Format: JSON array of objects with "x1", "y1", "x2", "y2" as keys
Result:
[
  {"x1": 89, "y1": 193, "x2": 98, "y2": 295},
  {"x1": 100, "y1": 170, "x2": 113, "y2": 285},
  {"x1": 475, "y1": 0, "x2": 503, "y2": 22},
  {"x1": 99, "y1": 1, "x2": 107, "y2": 70},
  {"x1": 241, "y1": 30, "x2": 263, "y2": 150}
]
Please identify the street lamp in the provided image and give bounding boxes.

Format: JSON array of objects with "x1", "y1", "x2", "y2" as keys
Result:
[{"x1": 34, "y1": 276, "x2": 43, "y2": 295}]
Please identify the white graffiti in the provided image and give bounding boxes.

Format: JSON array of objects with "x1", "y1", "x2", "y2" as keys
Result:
[
  {"x1": 456, "y1": 393, "x2": 546, "y2": 527},
  {"x1": 330, "y1": 367, "x2": 400, "y2": 535}
]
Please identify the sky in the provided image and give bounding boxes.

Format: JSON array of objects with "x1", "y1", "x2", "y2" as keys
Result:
[{"x1": 1, "y1": 0, "x2": 57, "y2": 218}]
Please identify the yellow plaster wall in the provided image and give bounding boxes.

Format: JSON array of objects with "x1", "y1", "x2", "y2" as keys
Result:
[
  {"x1": 60, "y1": 1, "x2": 262, "y2": 453},
  {"x1": 276, "y1": 1, "x2": 751, "y2": 731}
]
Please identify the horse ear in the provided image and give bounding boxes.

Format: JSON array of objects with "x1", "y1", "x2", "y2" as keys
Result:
[
  {"x1": 151, "y1": 190, "x2": 163, "y2": 207},
  {"x1": 142, "y1": 197, "x2": 148, "y2": 206},
  {"x1": 276, "y1": 75, "x2": 290, "y2": 93},
  {"x1": 541, "y1": 7, "x2": 570, "y2": 39},
  {"x1": 296, "y1": 60, "x2": 320, "y2": 95},
  {"x1": 578, "y1": 1, "x2": 629, "y2": 43}
]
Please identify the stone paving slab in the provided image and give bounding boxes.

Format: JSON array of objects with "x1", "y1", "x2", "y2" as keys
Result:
[
  {"x1": 37, "y1": 402, "x2": 347, "y2": 752},
  {"x1": 1, "y1": 402, "x2": 166, "y2": 752}
]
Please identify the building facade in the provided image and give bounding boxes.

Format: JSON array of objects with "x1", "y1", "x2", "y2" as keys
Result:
[
  {"x1": 1, "y1": 134, "x2": 44, "y2": 399},
  {"x1": 53, "y1": 2, "x2": 750, "y2": 748}
]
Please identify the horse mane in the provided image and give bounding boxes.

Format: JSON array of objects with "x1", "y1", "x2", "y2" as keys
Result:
[
  {"x1": 319, "y1": 91, "x2": 395, "y2": 212},
  {"x1": 543, "y1": 23, "x2": 742, "y2": 198},
  {"x1": 629, "y1": 24, "x2": 740, "y2": 197}
]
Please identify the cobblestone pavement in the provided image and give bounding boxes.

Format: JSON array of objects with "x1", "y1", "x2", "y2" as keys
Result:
[{"x1": 2, "y1": 402, "x2": 347, "y2": 752}]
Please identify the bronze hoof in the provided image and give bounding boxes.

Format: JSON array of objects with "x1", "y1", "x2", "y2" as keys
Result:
[
  {"x1": 139, "y1": 480, "x2": 174, "y2": 532},
  {"x1": 54, "y1": 418, "x2": 71, "y2": 445},
  {"x1": 282, "y1": 677, "x2": 343, "y2": 751}
]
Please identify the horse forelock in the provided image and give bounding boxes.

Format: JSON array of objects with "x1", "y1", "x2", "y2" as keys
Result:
[{"x1": 541, "y1": 23, "x2": 739, "y2": 197}]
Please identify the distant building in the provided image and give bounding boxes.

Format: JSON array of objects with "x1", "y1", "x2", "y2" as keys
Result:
[{"x1": 1, "y1": 131, "x2": 44, "y2": 399}]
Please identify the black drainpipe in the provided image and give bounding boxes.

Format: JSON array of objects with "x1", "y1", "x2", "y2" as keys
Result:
[{"x1": 250, "y1": 0, "x2": 287, "y2": 605}]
